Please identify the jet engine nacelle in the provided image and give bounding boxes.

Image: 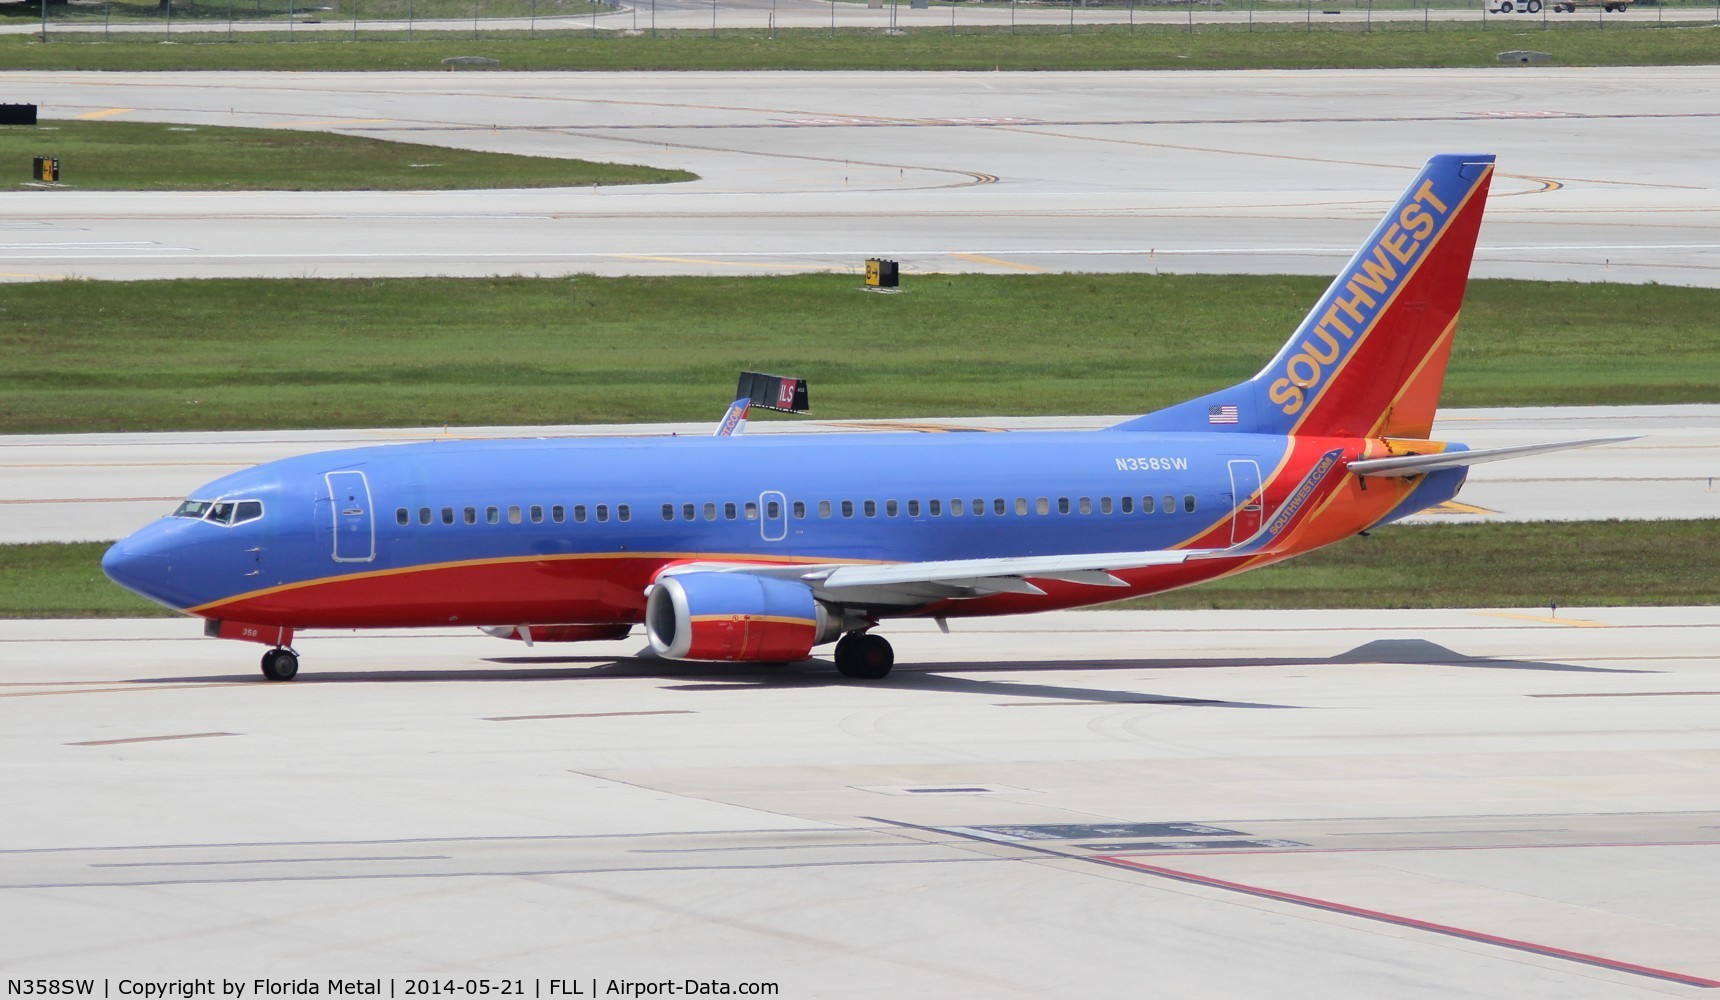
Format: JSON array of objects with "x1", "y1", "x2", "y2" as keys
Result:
[{"x1": 646, "y1": 572, "x2": 838, "y2": 662}]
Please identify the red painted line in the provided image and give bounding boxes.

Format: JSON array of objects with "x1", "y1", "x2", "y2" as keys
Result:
[
  {"x1": 68, "y1": 732, "x2": 238, "y2": 747},
  {"x1": 1104, "y1": 839, "x2": 1720, "y2": 858},
  {"x1": 1095, "y1": 855, "x2": 1720, "y2": 989}
]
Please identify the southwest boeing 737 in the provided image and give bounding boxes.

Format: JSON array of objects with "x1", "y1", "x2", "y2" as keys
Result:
[{"x1": 103, "y1": 154, "x2": 1625, "y2": 682}]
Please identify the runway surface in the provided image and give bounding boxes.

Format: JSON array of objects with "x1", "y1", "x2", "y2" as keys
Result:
[
  {"x1": 3, "y1": 405, "x2": 1712, "y2": 543},
  {"x1": 2, "y1": 67, "x2": 1719, "y2": 284},
  {"x1": 3, "y1": 606, "x2": 1718, "y2": 993}
]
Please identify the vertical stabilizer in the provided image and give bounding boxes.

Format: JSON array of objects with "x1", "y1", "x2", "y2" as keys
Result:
[{"x1": 1111, "y1": 155, "x2": 1494, "y2": 440}]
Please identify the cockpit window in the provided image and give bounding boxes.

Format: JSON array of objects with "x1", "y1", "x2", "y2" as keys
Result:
[{"x1": 171, "y1": 498, "x2": 263, "y2": 526}]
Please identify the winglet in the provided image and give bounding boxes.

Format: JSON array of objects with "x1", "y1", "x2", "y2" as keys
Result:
[{"x1": 713, "y1": 398, "x2": 750, "y2": 437}]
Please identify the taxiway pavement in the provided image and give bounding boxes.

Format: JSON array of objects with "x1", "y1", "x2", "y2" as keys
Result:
[
  {"x1": 3, "y1": 606, "x2": 1718, "y2": 993},
  {"x1": 1, "y1": 68, "x2": 1718, "y2": 284},
  {"x1": 3, "y1": 405, "x2": 1712, "y2": 544}
]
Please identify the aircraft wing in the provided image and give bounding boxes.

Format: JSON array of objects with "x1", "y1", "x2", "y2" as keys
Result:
[
  {"x1": 660, "y1": 448, "x2": 1352, "y2": 607},
  {"x1": 1347, "y1": 436, "x2": 1637, "y2": 478},
  {"x1": 659, "y1": 549, "x2": 1206, "y2": 605},
  {"x1": 804, "y1": 549, "x2": 1199, "y2": 597}
]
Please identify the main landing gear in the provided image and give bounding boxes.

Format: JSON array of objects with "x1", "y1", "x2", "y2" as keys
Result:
[
  {"x1": 261, "y1": 646, "x2": 300, "y2": 682},
  {"x1": 834, "y1": 632, "x2": 894, "y2": 680}
]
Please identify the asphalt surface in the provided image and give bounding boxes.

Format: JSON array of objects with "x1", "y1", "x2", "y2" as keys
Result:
[
  {"x1": 2, "y1": 67, "x2": 1718, "y2": 284},
  {"x1": 4, "y1": 606, "x2": 1718, "y2": 993}
]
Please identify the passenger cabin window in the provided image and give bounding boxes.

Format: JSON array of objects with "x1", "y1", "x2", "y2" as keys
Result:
[
  {"x1": 704, "y1": 503, "x2": 718, "y2": 521},
  {"x1": 1163, "y1": 496, "x2": 1174, "y2": 514},
  {"x1": 1015, "y1": 498, "x2": 1028, "y2": 516},
  {"x1": 619, "y1": 504, "x2": 632, "y2": 522},
  {"x1": 396, "y1": 508, "x2": 409, "y2": 526},
  {"x1": 907, "y1": 499, "x2": 920, "y2": 517},
  {"x1": 841, "y1": 500, "x2": 854, "y2": 518},
  {"x1": 1036, "y1": 498, "x2": 1049, "y2": 515},
  {"x1": 743, "y1": 501, "x2": 757, "y2": 521},
  {"x1": 464, "y1": 506, "x2": 477, "y2": 525},
  {"x1": 1142, "y1": 496, "x2": 1155, "y2": 514},
  {"x1": 863, "y1": 500, "x2": 876, "y2": 518},
  {"x1": 723, "y1": 502, "x2": 736, "y2": 520},
  {"x1": 767, "y1": 499, "x2": 782, "y2": 520},
  {"x1": 886, "y1": 500, "x2": 899, "y2": 517},
  {"x1": 596, "y1": 505, "x2": 610, "y2": 523},
  {"x1": 552, "y1": 505, "x2": 565, "y2": 523},
  {"x1": 951, "y1": 499, "x2": 964, "y2": 517},
  {"x1": 486, "y1": 506, "x2": 500, "y2": 525},
  {"x1": 819, "y1": 500, "x2": 832, "y2": 518},
  {"x1": 1079, "y1": 497, "x2": 1092, "y2": 515},
  {"x1": 575, "y1": 505, "x2": 588, "y2": 523},
  {"x1": 443, "y1": 507, "x2": 455, "y2": 525},
  {"x1": 1057, "y1": 497, "x2": 1071, "y2": 515},
  {"x1": 662, "y1": 503, "x2": 675, "y2": 521},
  {"x1": 994, "y1": 498, "x2": 1007, "y2": 516},
  {"x1": 929, "y1": 499, "x2": 942, "y2": 516},
  {"x1": 793, "y1": 501, "x2": 806, "y2": 519},
  {"x1": 531, "y1": 505, "x2": 544, "y2": 524},
  {"x1": 508, "y1": 505, "x2": 522, "y2": 525},
  {"x1": 420, "y1": 507, "x2": 432, "y2": 525},
  {"x1": 1121, "y1": 496, "x2": 1133, "y2": 514},
  {"x1": 1184, "y1": 494, "x2": 1197, "y2": 513},
  {"x1": 683, "y1": 503, "x2": 697, "y2": 521},
  {"x1": 1100, "y1": 497, "x2": 1113, "y2": 515},
  {"x1": 972, "y1": 499, "x2": 985, "y2": 517}
]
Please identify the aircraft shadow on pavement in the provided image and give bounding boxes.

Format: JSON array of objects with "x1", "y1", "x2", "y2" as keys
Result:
[
  {"x1": 666, "y1": 670, "x2": 1297, "y2": 708},
  {"x1": 129, "y1": 636, "x2": 1639, "y2": 690}
]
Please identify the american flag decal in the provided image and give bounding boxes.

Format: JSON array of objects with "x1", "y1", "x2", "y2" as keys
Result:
[{"x1": 1208, "y1": 404, "x2": 1240, "y2": 425}]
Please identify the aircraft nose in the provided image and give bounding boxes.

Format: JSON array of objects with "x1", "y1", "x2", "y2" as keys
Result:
[{"x1": 102, "y1": 525, "x2": 178, "y2": 607}]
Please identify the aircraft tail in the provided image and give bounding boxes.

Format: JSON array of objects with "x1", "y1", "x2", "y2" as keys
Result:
[{"x1": 1110, "y1": 154, "x2": 1495, "y2": 440}]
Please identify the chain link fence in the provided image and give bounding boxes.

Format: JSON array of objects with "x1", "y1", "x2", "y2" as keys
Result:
[{"x1": 10, "y1": 0, "x2": 1720, "y2": 41}]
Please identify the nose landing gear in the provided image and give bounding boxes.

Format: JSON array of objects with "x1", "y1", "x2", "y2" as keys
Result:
[
  {"x1": 833, "y1": 632, "x2": 894, "y2": 680},
  {"x1": 261, "y1": 647, "x2": 300, "y2": 681}
]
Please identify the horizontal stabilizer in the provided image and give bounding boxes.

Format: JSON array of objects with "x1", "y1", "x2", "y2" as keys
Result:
[{"x1": 1347, "y1": 436, "x2": 1637, "y2": 478}]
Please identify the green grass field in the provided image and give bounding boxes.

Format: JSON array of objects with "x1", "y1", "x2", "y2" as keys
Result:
[
  {"x1": 5, "y1": 520, "x2": 1713, "y2": 619},
  {"x1": 0, "y1": 20, "x2": 1716, "y2": 71},
  {"x1": 1, "y1": 274, "x2": 1714, "y2": 434},
  {"x1": 3, "y1": 120, "x2": 694, "y2": 192}
]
